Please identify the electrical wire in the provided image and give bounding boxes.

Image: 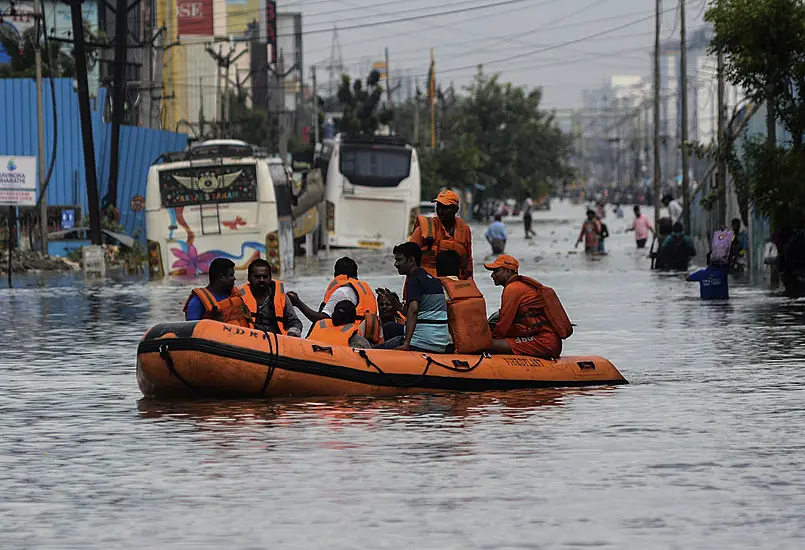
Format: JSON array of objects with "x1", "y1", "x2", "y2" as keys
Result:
[
  {"x1": 33, "y1": 6, "x2": 58, "y2": 215},
  {"x1": 422, "y1": 9, "x2": 667, "y2": 77}
]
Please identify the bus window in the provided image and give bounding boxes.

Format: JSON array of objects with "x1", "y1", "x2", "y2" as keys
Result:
[
  {"x1": 158, "y1": 165, "x2": 258, "y2": 207},
  {"x1": 268, "y1": 164, "x2": 293, "y2": 217},
  {"x1": 339, "y1": 145, "x2": 412, "y2": 187}
]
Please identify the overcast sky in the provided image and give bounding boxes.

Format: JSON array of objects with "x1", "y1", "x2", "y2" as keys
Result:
[{"x1": 292, "y1": 0, "x2": 708, "y2": 109}]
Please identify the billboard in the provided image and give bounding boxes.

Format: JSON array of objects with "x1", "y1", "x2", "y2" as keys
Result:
[
  {"x1": 0, "y1": 156, "x2": 37, "y2": 207},
  {"x1": 226, "y1": 0, "x2": 259, "y2": 38},
  {"x1": 0, "y1": 1, "x2": 99, "y2": 91},
  {"x1": 177, "y1": 0, "x2": 214, "y2": 36}
]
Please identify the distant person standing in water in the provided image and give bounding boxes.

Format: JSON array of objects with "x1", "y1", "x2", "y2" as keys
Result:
[
  {"x1": 597, "y1": 216, "x2": 609, "y2": 254},
  {"x1": 687, "y1": 254, "x2": 729, "y2": 300},
  {"x1": 485, "y1": 214, "x2": 508, "y2": 255},
  {"x1": 662, "y1": 194, "x2": 683, "y2": 225},
  {"x1": 522, "y1": 196, "x2": 536, "y2": 239},
  {"x1": 575, "y1": 210, "x2": 601, "y2": 254},
  {"x1": 626, "y1": 205, "x2": 655, "y2": 249}
]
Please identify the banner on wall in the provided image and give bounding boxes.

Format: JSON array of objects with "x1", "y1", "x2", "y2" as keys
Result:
[
  {"x1": 177, "y1": 0, "x2": 214, "y2": 36},
  {"x1": 0, "y1": 156, "x2": 37, "y2": 207}
]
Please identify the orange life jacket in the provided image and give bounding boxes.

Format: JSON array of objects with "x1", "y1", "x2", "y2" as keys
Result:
[
  {"x1": 413, "y1": 215, "x2": 472, "y2": 279},
  {"x1": 239, "y1": 281, "x2": 288, "y2": 335},
  {"x1": 439, "y1": 277, "x2": 493, "y2": 353},
  {"x1": 362, "y1": 312, "x2": 384, "y2": 345},
  {"x1": 320, "y1": 275, "x2": 378, "y2": 320},
  {"x1": 514, "y1": 275, "x2": 573, "y2": 339},
  {"x1": 307, "y1": 318, "x2": 358, "y2": 347},
  {"x1": 184, "y1": 287, "x2": 252, "y2": 327}
]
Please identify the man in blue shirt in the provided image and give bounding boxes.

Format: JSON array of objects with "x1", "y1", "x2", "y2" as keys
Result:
[
  {"x1": 687, "y1": 258, "x2": 729, "y2": 300},
  {"x1": 184, "y1": 258, "x2": 250, "y2": 324},
  {"x1": 485, "y1": 214, "x2": 508, "y2": 254},
  {"x1": 377, "y1": 242, "x2": 451, "y2": 352}
]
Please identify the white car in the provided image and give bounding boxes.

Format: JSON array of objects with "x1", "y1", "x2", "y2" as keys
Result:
[{"x1": 419, "y1": 201, "x2": 436, "y2": 216}]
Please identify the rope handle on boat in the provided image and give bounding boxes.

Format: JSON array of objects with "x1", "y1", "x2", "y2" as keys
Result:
[
  {"x1": 158, "y1": 343, "x2": 195, "y2": 391},
  {"x1": 355, "y1": 349, "x2": 432, "y2": 387},
  {"x1": 312, "y1": 344, "x2": 334, "y2": 355},
  {"x1": 259, "y1": 330, "x2": 278, "y2": 394},
  {"x1": 420, "y1": 352, "x2": 491, "y2": 373}
]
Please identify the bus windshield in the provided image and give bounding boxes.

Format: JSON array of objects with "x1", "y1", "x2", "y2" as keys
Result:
[
  {"x1": 158, "y1": 164, "x2": 258, "y2": 207},
  {"x1": 339, "y1": 145, "x2": 412, "y2": 188}
]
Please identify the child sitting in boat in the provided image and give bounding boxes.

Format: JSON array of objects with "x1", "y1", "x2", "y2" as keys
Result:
[{"x1": 306, "y1": 301, "x2": 373, "y2": 348}]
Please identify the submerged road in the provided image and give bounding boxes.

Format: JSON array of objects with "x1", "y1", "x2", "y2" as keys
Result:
[{"x1": 2, "y1": 200, "x2": 804, "y2": 548}]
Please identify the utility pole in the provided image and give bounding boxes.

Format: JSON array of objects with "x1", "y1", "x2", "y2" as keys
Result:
[
  {"x1": 277, "y1": 50, "x2": 287, "y2": 160},
  {"x1": 141, "y1": 22, "x2": 153, "y2": 129},
  {"x1": 216, "y1": 45, "x2": 223, "y2": 137},
  {"x1": 716, "y1": 51, "x2": 727, "y2": 228},
  {"x1": 107, "y1": 0, "x2": 129, "y2": 211},
  {"x1": 34, "y1": 0, "x2": 47, "y2": 253},
  {"x1": 413, "y1": 77, "x2": 420, "y2": 146},
  {"x1": 223, "y1": 59, "x2": 231, "y2": 139},
  {"x1": 385, "y1": 47, "x2": 392, "y2": 112},
  {"x1": 653, "y1": 0, "x2": 662, "y2": 231},
  {"x1": 198, "y1": 76, "x2": 205, "y2": 138},
  {"x1": 312, "y1": 66, "x2": 319, "y2": 145},
  {"x1": 679, "y1": 0, "x2": 691, "y2": 233},
  {"x1": 68, "y1": 0, "x2": 102, "y2": 246}
]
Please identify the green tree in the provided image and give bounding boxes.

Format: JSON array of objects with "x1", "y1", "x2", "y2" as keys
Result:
[
  {"x1": 451, "y1": 69, "x2": 571, "y2": 199},
  {"x1": 706, "y1": 0, "x2": 805, "y2": 229},
  {"x1": 336, "y1": 70, "x2": 392, "y2": 136}
]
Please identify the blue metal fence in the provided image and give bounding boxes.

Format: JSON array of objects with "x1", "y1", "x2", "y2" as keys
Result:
[{"x1": 0, "y1": 78, "x2": 187, "y2": 238}]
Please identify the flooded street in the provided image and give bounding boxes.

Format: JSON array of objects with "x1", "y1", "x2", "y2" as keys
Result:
[{"x1": 2, "y1": 200, "x2": 805, "y2": 548}]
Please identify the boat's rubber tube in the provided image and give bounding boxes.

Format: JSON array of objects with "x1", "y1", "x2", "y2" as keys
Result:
[{"x1": 137, "y1": 320, "x2": 628, "y2": 398}]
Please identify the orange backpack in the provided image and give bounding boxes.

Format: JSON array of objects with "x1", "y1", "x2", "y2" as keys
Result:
[
  {"x1": 515, "y1": 276, "x2": 574, "y2": 339},
  {"x1": 439, "y1": 277, "x2": 493, "y2": 353}
]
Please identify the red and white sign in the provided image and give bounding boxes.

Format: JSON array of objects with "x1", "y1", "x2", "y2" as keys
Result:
[{"x1": 177, "y1": 0, "x2": 213, "y2": 36}]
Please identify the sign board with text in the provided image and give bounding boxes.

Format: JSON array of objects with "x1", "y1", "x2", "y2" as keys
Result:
[{"x1": 0, "y1": 156, "x2": 37, "y2": 207}]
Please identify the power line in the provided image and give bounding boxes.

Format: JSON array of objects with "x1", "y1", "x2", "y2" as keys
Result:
[{"x1": 425, "y1": 8, "x2": 667, "y2": 77}]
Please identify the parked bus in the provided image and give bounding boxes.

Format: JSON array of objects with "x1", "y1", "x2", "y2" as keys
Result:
[
  {"x1": 145, "y1": 140, "x2": 322, "y2": 278},
  {"x1": 316, "y1": 134, "x2": 421, "y2": 249}
]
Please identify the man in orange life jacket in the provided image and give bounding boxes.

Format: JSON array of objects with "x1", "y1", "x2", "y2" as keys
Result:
[
  {"x1": 287, "y1": 257, "x2": 383, "y2": 343},
  {"x1": 306, "y1": 300, "x2": 373, "y2": 348},
  {"x1": 184, "y1": 258, "x2": 252, "y2": 327},
  {"x1": 240, "y1": 259, "x2": 303, "y2": 337},
  {"x1": 484, "y1": 254, "x2": 572, "y2": 359},
  {"x1": 409, "y1": 189, "x2": 474, "y2": 280}
]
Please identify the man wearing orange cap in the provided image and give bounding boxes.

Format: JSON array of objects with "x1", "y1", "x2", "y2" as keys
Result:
[
  {"x1": 484, "y1": 254, "x2": 573, "y2": 358},
  {"x1": 409, "y1": 189, "x2": 473, "y2": 279}
]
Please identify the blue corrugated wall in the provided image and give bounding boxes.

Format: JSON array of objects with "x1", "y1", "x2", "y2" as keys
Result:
[{"x1": 0, "y1": 78, "x2": 187, "y2": 238}]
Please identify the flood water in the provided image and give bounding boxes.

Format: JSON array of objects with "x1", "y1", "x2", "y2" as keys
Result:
[{"x1": 2, "y1": 201, "x2": 805, "y2": 548}]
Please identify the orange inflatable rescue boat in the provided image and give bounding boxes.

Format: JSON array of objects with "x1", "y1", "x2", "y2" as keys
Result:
[{"x1": 136, "y1": 320, "x2": 628, "y2": 398}]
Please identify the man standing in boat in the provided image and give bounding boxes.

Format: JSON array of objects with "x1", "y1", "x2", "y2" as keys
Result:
[
  {"x1": 240, "y1": 259, "x2": 302, "y2": 337},
  {"x1": 409, "y1": 189, "x2": 474, "y2": 279},
  {"x1": 184, "y1": 258, "x2": 252, "y2": 327},
  {"x1": 484, "y1": 255, "x2": 573, "y2": 358}
]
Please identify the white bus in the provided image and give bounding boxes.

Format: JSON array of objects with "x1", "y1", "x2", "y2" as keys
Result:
[
  {"x1": 317, "y1": 135, "x2": 421, "y2": 249},
  {"x1": 145, "y1": 140, "x2": 320, "y2": 278}
]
